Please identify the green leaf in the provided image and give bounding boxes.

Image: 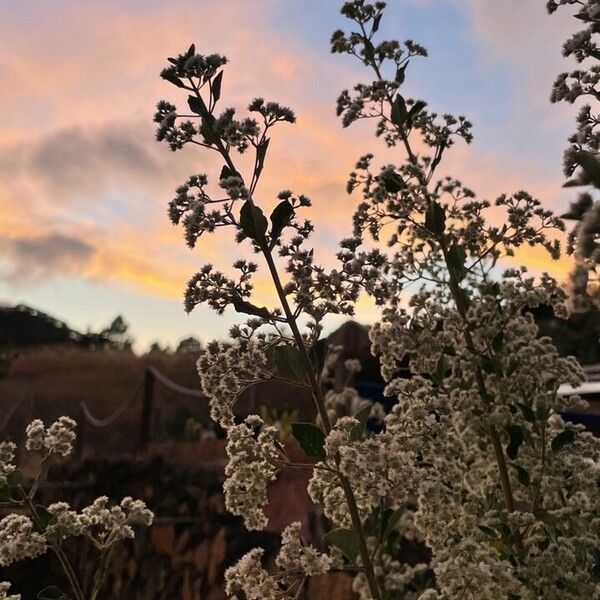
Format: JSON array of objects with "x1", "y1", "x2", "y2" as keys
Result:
[
  {"x1": 516, "y1": 402, "x2": 536, "y2": 423},
  {"x1": 424, "y1": 201, "x2": 446, "y2": 236},
  {"x1": 324, "y1": 528, "x2": 360, "y2": 563},
  {"x1": 510, "y1": 463, "x2": 530, "y2": 487},
  {"x1": 433, "y1": 354, "x2": 449, "y2": 385},
  {"x1": 505, "y1": 425, "x2": 524, "y2": 460},
  {"x1": 395, "y1": 63, "x2": 408, "y2": 85},
  {"x1": 380, "y1": 170, "x2": 405, "y2": 193},
  {"x1": 0, "y1": 484, "x2": 9, "y2": 502},
  {"x1": 6, "y1": 468, "x2": 22, "y2": 487},
  {"x1": 269, "y1": 200, "x2": 294, "y2": 242},
  {"x1": 161, "y1": 72, "x2": 185, "y2": 88},
  {"x1": 291, "y1": 422, "x2": 326, "y2": 460},
  {"x1": 187, "y1": 94, "x2": 204, "y2": 116},
  {"x1": 478, "y1": 524, "x2": 496, "y2": 537},
  {"x1": 230, "y1": 292, "x2": 271, "y2": 320},
  {"x1": 534, "y1": 507, "x2": 558, "y2": 526},
  {"x1": 372, "y1": 13, "x2": 382, "y2": 34},
  {"x1": 199, "y1": 113, "x2": 218, "y2": 144},
  {"x1": 255, "y1": 138, "x2": 270, "y2": 180},
  {"x1": 447, "y1": 243, "x2": 467, "y2": 282},
  {"x1": 34, "y1": 505, "x2": 55, "y2": 533},
  {"x1": 363, "y1": 39, "x2": 375, "y2": 63},
  {"x1": 37, "y1": 586, "x2": 70, "y2": 600},
  {"x1": 212, "y1": 71, "x2": 223, "y2": 103},
  {"x1": 390, "y1": 94, "x2": 408, "y2": 127},
  {"x1": 310, "y1": 338, "x2": 329, "y2": 373},
  {"x1": 382, "y1": 509, "x2": 403, "y2": 539},
  {"x1": 269, "y1": 345, "x2": 306, "y2": 383},
  {"x1": 239, "y1": 201, "x2": 268, "y2": 244},
  {"x1": 491, "y1": 331, "x2": 504, "y2": 353},
  {"x1": 551, "y1": 429, "x2": 575, "y2": 453},
  {"x1": 350, "y1": 403, "x2": 372, "y2": 441},
  {"x1": 407, "y1": 100, "x2": 427, "y2": 125}
]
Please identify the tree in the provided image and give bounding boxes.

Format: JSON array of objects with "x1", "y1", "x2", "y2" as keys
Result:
[
  {"x1": 175, "y1": 336, "x2": 202, "y2": 353},
  {"x1": 154, "y1": 2, "x2": 600, "y2": 598}
]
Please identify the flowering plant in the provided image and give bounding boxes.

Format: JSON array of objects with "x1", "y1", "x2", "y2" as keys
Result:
[
  {"x1": 156, "y1": 2, "x2": 600, "y2": 599},
  {"x1": 0, "y1": 418, "x2": 153, "y2": 600}
]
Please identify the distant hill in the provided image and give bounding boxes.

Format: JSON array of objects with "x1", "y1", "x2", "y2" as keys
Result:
[{"x1": 0, "y1": 304, "x2": 131, "y2": 350}]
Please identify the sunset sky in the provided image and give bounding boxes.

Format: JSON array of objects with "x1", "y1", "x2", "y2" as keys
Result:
[{"x1": 0, "y1": 0, "x2": 582, "y2": 351}]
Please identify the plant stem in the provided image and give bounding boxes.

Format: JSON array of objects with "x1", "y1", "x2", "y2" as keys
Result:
[
  {"x1": 51, "y1": 546, "x2": 86, "y2": 600},
  {"x1": 189, "y1": 81, "x2": 382, "y2": 598},
  {"x1": 262, "y1": 248, "x2": 383, "y2": 600},
  {"x1": 19, "y1": 486, "x2": 86, "y2": 600},
  {"x1": 438, "y1": 239, "x2": 519, "y2": 525}
]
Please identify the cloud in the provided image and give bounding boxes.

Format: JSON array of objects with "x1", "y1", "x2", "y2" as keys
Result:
[{"x1": 0, "y1": 233, "x2": 94, "y2": 284}]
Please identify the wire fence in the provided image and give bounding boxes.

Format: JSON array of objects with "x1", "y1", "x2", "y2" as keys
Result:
[{"x1": 0, "y1": 367, "x2": 207, "y2": 450}]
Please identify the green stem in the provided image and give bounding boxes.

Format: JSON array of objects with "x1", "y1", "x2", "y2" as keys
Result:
[{"x1": 262, "y1": 248, "x2": 383, "y2": 600}]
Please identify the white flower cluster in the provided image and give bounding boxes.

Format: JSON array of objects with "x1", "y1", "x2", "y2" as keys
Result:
[
  {"x1": 25, "y1": 416, "x2": 76, "y2": 457},
  {"x1": 366, "y1": 281, "x2": 600, "y2": 598},
  {"x1": 224, "y1": 521, "x2": 340, "y2": 599},
  {"x1": 0, "y1": 582, "x2": 19, "y2": 600},
  {"x1": 197, "y1": 341, "x2": 272, "y2": 428},
  {"x1": 223, "y1": 415, "x2": 280, "y2": 530},
  {"x1": 0, "y1": 441, "x2": 16, "y2": 485},
  {"x1": 0, "y1": 514, "x2": 47, "y2": 566},
  {"x1": 0, "y1": 496, "x2": 153, "y2": 568}
]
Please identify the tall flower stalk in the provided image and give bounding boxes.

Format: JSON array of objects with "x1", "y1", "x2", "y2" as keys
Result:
[{"x1": 156, "y1": 3, "x2": 600, "y2": 598}]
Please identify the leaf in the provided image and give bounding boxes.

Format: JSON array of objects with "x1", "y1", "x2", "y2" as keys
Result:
[
  {"x1": 363, "y1": 39, "x2": 375, "y2": 63},
  {"x1": 33, "y1": 505, "x2": 56, "y2": 533},
  {"x1": 186, "y1": 44, "x2": 196, "y2": 58},
  {"x1": 291, "y1": 422, "x2": 326, "y2": 460},
  {"x1": 231, "y1": 292, "x2": 271, "y2": 320},
  {"x1": 351, "y1": 403, "x2": 372, "y2": 441},
  {"x1": 270, "y1": 345, "x2": 306, "y2": 383},
  {"x1": 220, "y1": 165, "x2": 239, "y2": 181},
  {"x1": 447, "y1": 243, "x2": 467, "y2": 282},
  {"x1": 324, "y1": 528, "x2": 360, "y2": 563},
  {"x1": 407, "y1": 100, "x2": 427, "y2": 124},
  {"x1": 380, "y1": 170, "x2": 405, "y2": 193},
  {"x1": 534, "y1": 507, "x2": 558, "y2": 526},
  {"x1": 491, "y1": 331, "x2": 504, "y2": 353},
  {"x1": 433, "y1": 354, "x2": 449, "y2": 385},
  {"x1": 239, "y1": 201, "x2": 268, "y2": 244},
  {"x1": 0, "y1": 484, "x2": 9, "y2": 502},
  {"x1": 510, "y1": 463, "x2": 530, "y2": 487},
  {"x1": 255, "y1": 138, "x2": 270, "y2": 180},
  {"x1": 390, "y1": 94, "x2": 408, "y2": 128},
  {"x1": 161, "y1": 72, "x2": 185, "y2": 88},
  {"x1": 478, "y1": 525, "x2": 496, "y2": 537},
  {"x1": 424, "y1": 201, "x2": 446, "y2": 236},
  {"x1": 269, "y1": 200, "x2": 294, "y2": 242},
  {"x1": 187, "y1": 94, "x2": 204, "y2": 116},
  {"x1": 382, "y1": 509, "x2": 403, "y2": 539},
  {"x1": 310, "y1": 338, "x2": 329, "y2": 373},
  {"x1": 6, "y1": 468, "x2": 22, "y2": 487},
  {"x1": 212, "y1": 71, "x2": 223, "y2": 103},
  {"x1": 200, "y1": 113, "x2": 218, "y2": 144},
  {"x1": 551, "y1": 429, "x2": 575, "y2": 453},
  {"x1": 456, "y1": 288, "x2": 471, "y2": 312},
  {"x1": 395, "y1": 63, "x2": 408, "y2": 85},
  {"x1": 505, "y1": 425, "x2": 524, "y2": 460},
  {"x1": 37, "y1": 586, "x2": 71, "y2": 600},
  {"x1": 516, "y1": 402, "x2": 536, "y2": 423},
  {"x1": 372, "y1": 13, "x2": 382, "y2": 34}
]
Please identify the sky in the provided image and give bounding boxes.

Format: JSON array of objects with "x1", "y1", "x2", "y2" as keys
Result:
[{"x1": 0, "y1": 0, "x2": 584, "y2": 351}]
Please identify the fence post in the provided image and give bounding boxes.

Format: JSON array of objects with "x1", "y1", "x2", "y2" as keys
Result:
[{"x1": 139, "y1": 368, "x2": 155, "y2": 452}]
